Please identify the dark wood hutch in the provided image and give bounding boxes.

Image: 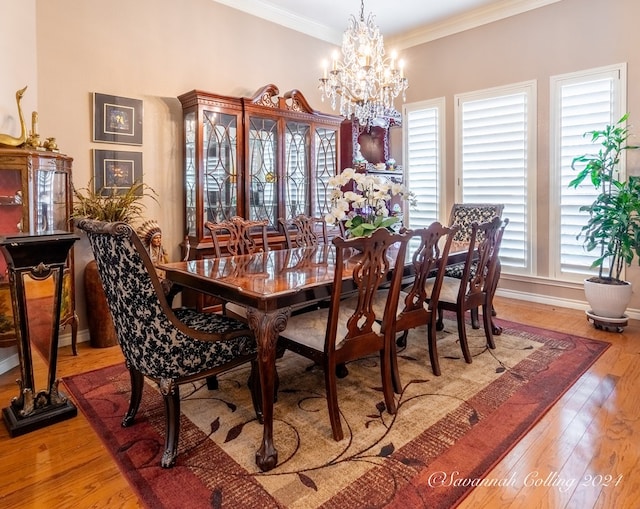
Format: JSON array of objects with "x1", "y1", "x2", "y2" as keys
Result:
[
  {"x1": 0, "y1": 148, "x2": 76, "y2": 351},
  {"x1": 178, "y1": 84, "x2": 343, "y2": 260}
]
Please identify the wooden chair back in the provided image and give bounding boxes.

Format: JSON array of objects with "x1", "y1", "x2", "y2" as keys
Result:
[
  {"x1": 205, "y1": 216, "x2": 269, "y2": 257},
  {"x1": 459, "y1": 217, "x2": 508, "y2": 307},
  {"x1": 278, "y1": 215, "x2": 328, "y2": 248}
]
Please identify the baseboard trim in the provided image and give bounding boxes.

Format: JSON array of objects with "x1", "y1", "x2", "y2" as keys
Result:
[
  {"x1": 496, "y1": 288, "x2": 640, "y2": 320},
  {"x1": 0, "y1": 329, "x2": 91, "y2": 376}
]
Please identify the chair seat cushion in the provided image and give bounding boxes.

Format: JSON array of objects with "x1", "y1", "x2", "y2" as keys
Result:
[
  {"x1": 282, "y1": 305, "x2": 381, "y2": 351},
  {"x1": 426, "y1": 276, "x2": 461, "y2": 305},
  {"x1": 143, "y1": 308, "x2": 258, "y2": 378},
  {"x1": 443, "y1": 262, "x2": 465, "y2": 279},
  {"x1": 443, "y1": 260, "x2": 480, "y2": 280}
]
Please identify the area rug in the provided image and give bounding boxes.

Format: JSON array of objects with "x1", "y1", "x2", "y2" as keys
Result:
[{"x1": 63, "y1": 317, "x2": 609, "y2": 509}]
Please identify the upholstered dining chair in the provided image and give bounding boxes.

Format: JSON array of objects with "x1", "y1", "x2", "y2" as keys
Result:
[
  {"x1": 445, "y1": 203, "x2": 505, "y2": 328},
  {"x1": 75, "y1": 218, "x2": 262, "y2": 468},
  {"x1": 278, "y1": 214, "x2": 328, "y2": 248},
  {"x1": 205, "y1": 216, "x2": 270, "y2": 319},
  {"x1": 353, "y1": 222, "x2": 459, "y2": 382},
  {"x1": 430, "y1": 216, "x2": 508, "y2": 364},
  {"x1": 277, "y1": 227, "x2": 411, "y2": 441}
]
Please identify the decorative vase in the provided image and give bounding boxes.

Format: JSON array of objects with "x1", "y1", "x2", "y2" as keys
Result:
[
  {"x1": 583, "y1": 278, "x2": 633, "y2": 319},
  {"x1": 84, "y1": 260, "x2": 118, "y2": 348}
]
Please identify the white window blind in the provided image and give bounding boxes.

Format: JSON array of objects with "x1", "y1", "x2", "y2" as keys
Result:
[
  {"x1": 403, "y1": 98, "x2": 443, "y2": 229},
  {"x1": 456, "y1": 82, "x2": 535, "y2": 273},
  {"x1": 550, "y1": 64, "x2": 625, "y2": 279}
]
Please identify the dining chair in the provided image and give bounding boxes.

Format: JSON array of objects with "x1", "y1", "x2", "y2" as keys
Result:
[
  {"x1": 75, "y1": 218, "x2": 262, "y2": 468},
  {"x1": 205, "y1": 216, "x2": 269, "y2": 257},
  {"x1": 430, "y1": 217, "x2": 509, "y2": 363},
  {"x1": 205, "y1": 216, "x2": 270, "y2": 320},
  {"x1": 345, "y1": 222, "x2": 458, "y2": 382},
  {"x1": 445, "y1": 203, "x2": 504, "y2": 328},
  {"x1": 278, "y1": 214, "x2": 328, "y2": 248},
  {"x1": 277, "y1": 227, "x2": 411, "y2": 441}
]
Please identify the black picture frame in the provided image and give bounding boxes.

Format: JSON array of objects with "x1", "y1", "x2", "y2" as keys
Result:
[
  {"x1": 93, "y1": 149, "x2": 143, "y2": 195},
  {"x1": 93, "y1": 93, "x2": 143, "y2": 145}
]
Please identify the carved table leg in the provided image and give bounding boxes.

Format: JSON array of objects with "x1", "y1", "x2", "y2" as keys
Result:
[{"x1": 246, "y1": 306, "x2": 290, "y2": 472}]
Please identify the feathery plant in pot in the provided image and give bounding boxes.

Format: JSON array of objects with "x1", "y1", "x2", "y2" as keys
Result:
[
  {"x1": 72, "y1": 179, "x2": 157, "y2": 223},
  {"x1": 71, "y1": 178, "x2": 158, "y2": 347},
  {"x1": 569, "y1": 113, "x2": 640, "y2": 318}
]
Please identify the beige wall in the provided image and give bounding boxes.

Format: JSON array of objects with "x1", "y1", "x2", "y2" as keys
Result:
[
  {"x1": 0, "y1": 0, "x2": 37, "y2": 139},
  {"x1": 2, "y1": 0, "x2": 639, "y2": 357},
  {"x1": 32, "y1": 0, "x2": 335, "y2": 334},
  {"x1": 0, "y1": 0, "x2": 37, "y2": 370},
  {"x1": 401, "y1": 0, "x2": 640, "y2": 314}
]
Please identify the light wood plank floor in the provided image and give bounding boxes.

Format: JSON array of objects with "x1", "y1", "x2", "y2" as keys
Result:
[{"x1": 0, "y1": 297, "x2": 637, "y2": 509}]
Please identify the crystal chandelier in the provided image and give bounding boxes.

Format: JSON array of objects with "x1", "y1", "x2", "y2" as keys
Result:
[{"x1": 318, "y1": 0, "x2": 408, "y2": 128}]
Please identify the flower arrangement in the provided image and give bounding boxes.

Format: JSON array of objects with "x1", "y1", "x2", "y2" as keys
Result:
[{"x1": 325, "y1": 168, "x2": 409, "y2": 237}]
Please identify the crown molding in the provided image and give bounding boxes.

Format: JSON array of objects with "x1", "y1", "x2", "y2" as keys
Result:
[
  {"x1": 387, "y1": 0, "x2": 563, "y2": 50},
  {"x1": 210, "y1": 0, "x2": 342, "y2": 44},
  {"x1": 210, "y1": 0, "x2": 563, "y2": 49}
]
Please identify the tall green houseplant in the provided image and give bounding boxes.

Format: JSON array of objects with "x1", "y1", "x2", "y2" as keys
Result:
[{"x1": 569, "y1": 113, "x2": 640, "y2": 285}]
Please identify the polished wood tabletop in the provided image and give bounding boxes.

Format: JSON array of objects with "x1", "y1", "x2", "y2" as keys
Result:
[{"x1": 159, "y1": 241, "x2": 472, "y2": 472}]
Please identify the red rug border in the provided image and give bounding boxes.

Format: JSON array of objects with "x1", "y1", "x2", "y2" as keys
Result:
[{"x1": 62, "y1": 318, "x2": 610, "y2": 509}]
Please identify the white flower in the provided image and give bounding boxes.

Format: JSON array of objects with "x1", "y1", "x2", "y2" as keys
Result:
[{"x1": 325, "y1": 168, "x2": 409, "y2": 237}]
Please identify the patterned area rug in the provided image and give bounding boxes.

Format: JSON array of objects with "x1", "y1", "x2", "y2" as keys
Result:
[{"x1": 63, "y1": 317, "x2": 608, "y2": 509}]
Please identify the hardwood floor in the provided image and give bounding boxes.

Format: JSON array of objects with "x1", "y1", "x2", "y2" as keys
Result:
[{"x1": 0, "y1": 297, "x2": 637, "y2": 508}]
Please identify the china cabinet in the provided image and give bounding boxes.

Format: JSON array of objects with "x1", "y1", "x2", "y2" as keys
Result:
[
  {"x1": 0, "y1": 148, "x2": 77, "y2": 352},
  {"x1": 178, "y1": 84, "x2": 342, "y2": 259}
]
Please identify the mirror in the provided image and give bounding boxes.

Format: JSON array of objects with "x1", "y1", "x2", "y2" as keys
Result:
[
  {"x1": 357, "y1": 126, "x2": 388, "y2": 164},
  {"x1": 23, "y1": 273, "x2": 57, "y2": 393}
]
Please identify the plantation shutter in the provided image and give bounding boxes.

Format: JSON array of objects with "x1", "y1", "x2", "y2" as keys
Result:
[
  {"x1": 457, "y1": 85, "x2": 534, "y2": 272},
  {"x1": 555, "y1": 69, "x2": 623, "y2": 277},
  {"x1": 404, "y1": 100, "x2": 442, "y2": 229}
]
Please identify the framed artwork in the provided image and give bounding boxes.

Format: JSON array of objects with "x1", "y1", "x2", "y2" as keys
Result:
[
  {"x1": 93, "y1": 149, "x2": 143, "y2": 195},
  {"x1": 93, "y1": 92, "x2": 143, "y2": 145}
]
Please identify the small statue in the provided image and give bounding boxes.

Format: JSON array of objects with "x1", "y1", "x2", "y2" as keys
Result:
[
  {"x1": 137, "y1": 220, "x2": 181, "y2": 305},
  {"x1": 0, "y1": 86, "x2": 28, "y2": 148},
  {"x1": 43, "y1": 137, "x2": 59, "y2": 152}
]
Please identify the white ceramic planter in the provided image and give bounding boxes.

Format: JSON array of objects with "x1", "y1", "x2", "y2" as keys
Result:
[{"x1": 584, "y1": 278, "x2": 633, "y2": 318}]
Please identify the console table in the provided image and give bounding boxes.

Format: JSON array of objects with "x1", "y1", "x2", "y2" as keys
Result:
[{"x1": 0, "y1": 231, "x2": 79, "y2": 437}]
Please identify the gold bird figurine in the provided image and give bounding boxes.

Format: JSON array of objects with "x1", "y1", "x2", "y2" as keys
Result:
[{"x1": 0, "y1": 86, "x2": 28, "y2": 148}]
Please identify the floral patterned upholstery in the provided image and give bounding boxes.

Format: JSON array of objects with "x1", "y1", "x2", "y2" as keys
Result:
[
  {"x1": 75, "y1": 218, "x2": 260, "y2": 468},
  {"x1": 444, "y1": 203, "x2": 504, "y2": 278},
  {"x1": 77, "y1": 219, "x2": 257, "y2": 381}
]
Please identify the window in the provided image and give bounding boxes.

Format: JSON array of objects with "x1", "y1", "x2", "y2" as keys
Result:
[
  {"x1": 455, "y1": 82, "x2": 536, "y2": 274},
  {"x1": 403, "y1": 98, "x2": 444, "y2": 229},
  {"x1": 550, "y1": 64, "x2": 626, "y2": 280}
]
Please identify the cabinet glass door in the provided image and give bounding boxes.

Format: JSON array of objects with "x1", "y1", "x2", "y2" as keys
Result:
[
  {"x1": 0, "y1": 169, "x2": 24, "y2": 236},
  {"x1": 33, "y1": 168, "x2": 68, "y2": 233},
  {"x1": 203, "y1": 111, "x2": 238, "y2": 229},
  {"x1": 314, "y1": 127, "x2": 338, "y2": 218},
  {"x1": 248, "y1": 116, "x2": 277, "y2": 226},
  {"x1": 284, "y1": 121, "x2": 310, "y2": 220},
  {"x1": 184, "y1": 111, "x2": 197, "y2": 237}
]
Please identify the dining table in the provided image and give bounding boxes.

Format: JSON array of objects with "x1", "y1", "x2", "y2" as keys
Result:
[{"x1": 159, "y1": 240, "x2": 500, "y2": 472}]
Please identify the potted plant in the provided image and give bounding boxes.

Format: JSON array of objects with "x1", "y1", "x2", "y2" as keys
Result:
[
  {"x1": 324, "y1": 167, "x2": 410, "y2": 238},
  {"x1": 569, "y1": 113, "x2": 640, "y2": 319},
  {"x1": 72, "y1": 180, "x2": 156, "y2": 347}
]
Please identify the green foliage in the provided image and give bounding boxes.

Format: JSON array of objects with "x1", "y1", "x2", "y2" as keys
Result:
[
  {"x1": 71, "y1": 179, "x2": 158, "y2": 224},
  {"x1": 569, "y1": 114, "x2": 640, "y2": 282},
  {"x1": 344, "y1": 214, "x2": 399, "y2": 238}
]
